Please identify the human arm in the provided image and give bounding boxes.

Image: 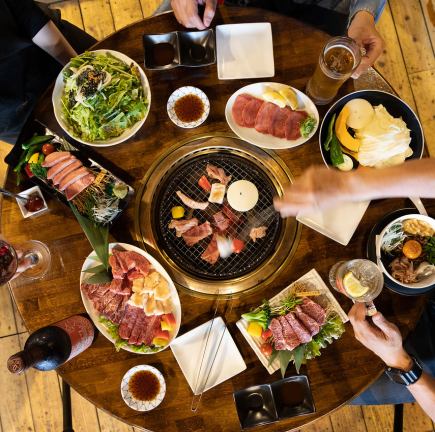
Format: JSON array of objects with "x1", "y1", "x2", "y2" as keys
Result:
[
  {"x1": 4, "y1": 0, "x2": 76, "y2": 65},
  {"x1": 349, "y1": 0, "x2": 386, "y2": 23},
  {"x1": 273, "y1": 158, "x2": 435, "y2": 217},
  {"x1": 348, "y1": 303, "x2": 435, "y2": 421},
  {"x1": 171, "y1": 0, "x2": 218, "y2": 29},
  {"x1": 32, "y1": 20, "x2": 77, "y2": 66},
  {"x1": 348, "y1": 1, "x2": 385, "y2": 78}
]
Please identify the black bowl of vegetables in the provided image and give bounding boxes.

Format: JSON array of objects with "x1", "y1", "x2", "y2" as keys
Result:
[{"x1": 319, "y1": 90, "x2": 424, "y2": 171}]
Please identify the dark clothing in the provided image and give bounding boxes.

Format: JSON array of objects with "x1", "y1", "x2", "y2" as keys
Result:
[
  {"x1": 0, "y1": 0, "x2": 96, "y2": 145},
  {"x1": 352, "y1": 293, "x2": 435, "y2": 405},
  {"x1": 224, "y1": 0, "x2": 349, "y2": 35}
]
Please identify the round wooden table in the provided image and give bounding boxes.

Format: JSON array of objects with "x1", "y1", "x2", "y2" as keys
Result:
[{"x1": 3, "y1": 7, "x2": 433, "y2": 432}]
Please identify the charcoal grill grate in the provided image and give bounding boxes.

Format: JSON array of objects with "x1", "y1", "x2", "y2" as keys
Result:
[{"x1": 152, "y1": 152, "x2": 282, "y2": 280}]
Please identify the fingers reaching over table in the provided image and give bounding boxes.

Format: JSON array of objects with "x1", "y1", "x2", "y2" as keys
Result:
[
  {"x1": 171, "y1": 0, "x2": 217, "y2": 29},
  {"x1": 203, "y1": 0, "x2": 218, "y2": 27},
  {"x1": 273, "y1": 165, "x2": 352, "y2": 217},
  {"x1": 348, "y1": 303, "x2": 412, "y2": 370},
  {"x1": 348, "y1": 11, "x2": 384, "y2": 79}
]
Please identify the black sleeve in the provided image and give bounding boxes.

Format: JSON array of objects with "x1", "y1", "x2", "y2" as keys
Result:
[{"x1": 5, "y1": 0, "x2": 49, "y2": 39}]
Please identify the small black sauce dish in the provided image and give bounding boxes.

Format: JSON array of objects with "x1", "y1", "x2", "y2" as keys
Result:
[
  {"x1": 271, "y1": 375, "x2": 315, "y2": 420},
  {"x1": 143, "y1": 32, "x2": 180, "y2": 70},
  {"x1": 178, "y1": 29, "x2": 216, "y2": 67},
  {"x1": 233, "y1": 385, "x2": 278, "y2": 429}
]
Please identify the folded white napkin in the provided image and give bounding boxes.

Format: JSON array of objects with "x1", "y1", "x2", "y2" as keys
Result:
[{"x1": 296, "y1": 200, "x2": 370, "y2": 246}]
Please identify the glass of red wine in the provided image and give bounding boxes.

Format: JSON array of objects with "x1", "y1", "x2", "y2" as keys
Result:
[{"x1": 0, "y1": 239, "x2": 51, "y2": 284}]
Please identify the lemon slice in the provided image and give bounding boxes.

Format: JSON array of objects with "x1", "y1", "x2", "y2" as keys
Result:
[
  {"x1": 279, "y1": 87, "x2": 299, "y2": 110},
  {"x1": 343, "y1": 272, "x2": 369, "y2": 298},
  {"x1": 262, "y1": 90, "x2": 287, "y2": 108}
]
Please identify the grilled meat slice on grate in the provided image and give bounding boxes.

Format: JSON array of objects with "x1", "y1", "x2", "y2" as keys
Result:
[
  {"x1": 201, "y1": 234, "x2": 219, "y2": 264},
  {"x1": 212, "y1": 211, "x2": 230, "y2": 232},
  {"x1": 249, "y1": 226, "x2": 267, "y2": 242},
  {"x1": 182, "y1": 221, "x2": 213, "y2": 246},
  {"x1": 176, "y1": 190, "x2": 209, "y2": 210},
  {"x1": 169, "y1": 218, "x2": 199, "y2": 237},
  {"x1": 206, "y1": 163, "x2": 232, "y2": 185}
]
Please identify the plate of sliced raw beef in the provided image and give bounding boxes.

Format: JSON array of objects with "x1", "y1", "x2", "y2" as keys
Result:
[
  {"x1": 80, "y1": 243, "x2": 181, "y2": 354},
  {"x1": 225, "y1": 82, "x2": 319, "y2": 150}
]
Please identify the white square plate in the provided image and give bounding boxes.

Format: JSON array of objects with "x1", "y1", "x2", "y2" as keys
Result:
[
  {"x1": 216, "y1": 23, "x2": 274, "y2": 80},
  {"x1": 16, "y1": 185, "x2": 48, "y2": 218},
  {"x1": 171, "y1": 317, "x2": 246, "y2": 395},
  {"x1": 296, "y1": 200, "x2": 370, "y2": 246},
  {"x1": 236, "y1": 269, "x2": 348, "y2": 374}
]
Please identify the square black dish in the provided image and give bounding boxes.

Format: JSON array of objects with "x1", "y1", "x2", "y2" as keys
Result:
[
  {"x1": 271, "y1": 375, "x2": 315, "y2": 420},
  {"x1": 143, "y1": 32, "x2": 180, "y2": 70},
  {"x1": 234, "y1": 384, "x2": 278, "y2": 429},
  {"x1": 178, "y1": 29, "x2": 216, "y2": 67}
]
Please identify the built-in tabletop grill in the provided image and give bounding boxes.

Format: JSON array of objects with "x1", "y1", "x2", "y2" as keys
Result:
[
  {"x1": 135, "y1": 135, "x2": 300, "y2": 298},
  {"x1": 154, "y1": 153, "x2": 282, "y2": 280}
]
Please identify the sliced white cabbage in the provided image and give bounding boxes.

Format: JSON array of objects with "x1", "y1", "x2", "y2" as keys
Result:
[{"x1": 356, "y1": 105, "x2": 412, "y2": 168}]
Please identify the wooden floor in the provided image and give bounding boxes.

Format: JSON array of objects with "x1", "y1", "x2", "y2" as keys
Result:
[{"x1": 0, "y1": 0, "x2": 434, "y2": 431}]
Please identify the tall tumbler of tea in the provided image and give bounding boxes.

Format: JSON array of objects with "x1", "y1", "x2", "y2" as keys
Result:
[{"x1": 306, "y1": 36, "x2": 361, "y2": 105}]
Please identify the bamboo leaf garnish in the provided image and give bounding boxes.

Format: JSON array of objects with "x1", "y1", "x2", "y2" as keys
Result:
[
  {"x1": 278, "y1": 350, "x2": 293, "y2": 378},
  {"x1": 268, "y1": 349, "x2": 279, "y2": 367},
  {"x1": 85, "y1": 270, "x2": 112, "y2": 284},
  {"x1": 70, "y1": 203, "x2": 110, "y2": 270},
  {"x1": 292, "y1": 345, "x2": 306, "y2": 375},
  {"x1": 82, "y1": 264, "x2": 107, "y2": 274}
]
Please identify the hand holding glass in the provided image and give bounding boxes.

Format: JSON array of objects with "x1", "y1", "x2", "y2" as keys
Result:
[{"x1": 329, "y1": 259, "x2": 383, "y2": 316}]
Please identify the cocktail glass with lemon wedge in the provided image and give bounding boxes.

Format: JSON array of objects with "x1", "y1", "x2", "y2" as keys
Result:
[{"x1": 329, "y1": 259, "x2": 383, "y2": 316}]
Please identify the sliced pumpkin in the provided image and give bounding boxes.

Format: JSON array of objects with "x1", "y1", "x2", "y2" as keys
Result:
[{"x1": 335, "y1": 106, "x2": 361, "y2": 152}]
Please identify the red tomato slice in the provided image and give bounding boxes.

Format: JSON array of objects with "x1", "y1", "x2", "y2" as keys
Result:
[
  {"x1": 232, "y1": 239, "x2": 245, "y2": 254},
  {"x1": 260, "y1": 342, "x2": 273, "y2": 356},
  {"x1": 261, "y1": 329, "x2": 273, "y2": 341},
  {"x1": 198, "y1": 175, "x2": 212, "y2": 192},
  {"x1": 24, "y1": 164, "x2": 34, "y2": 178}
]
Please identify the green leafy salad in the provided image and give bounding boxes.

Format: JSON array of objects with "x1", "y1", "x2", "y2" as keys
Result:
[{"x1": 61, "y1": 51, "x2": 148, "y2": 142}]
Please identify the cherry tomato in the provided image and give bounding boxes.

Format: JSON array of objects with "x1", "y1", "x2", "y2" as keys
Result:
[
  {"x1": 24, "y1": 163, "x2": 34, "y2": 178},
  {"x1": 260, "y1": 342, "x2": 273, "y2": 357},
  {"x1": 232, "y1": 239, "x2": 245, "y2": 254},
  {"x1": 261, "y1": 329, "x2": 273, "y2": 341},
  {"x1": 41, "y1": 143, "x2": 56, "y2": 155}
]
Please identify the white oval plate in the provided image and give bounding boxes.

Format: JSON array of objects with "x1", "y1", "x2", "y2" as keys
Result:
[
  {"x1": 53, "y1": 50, "x2": 151, "y2": 147},
  {"x1": 378, "y1": 214, "x2": 435, "y2": 289},
  {"x1": 80, "y1": 242, "x2": 181, "y2": 354},
  {"x1": 225, "y1": 82, "x2": 319, "y2": 150},
  {"x1": 167, "y1": 86, "x2": 210, "y2": 128},
  {"x1": 121, "y1": 365, "x2": 166, "y2": 411}
]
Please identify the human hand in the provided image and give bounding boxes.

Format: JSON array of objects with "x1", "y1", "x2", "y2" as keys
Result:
[
  {"x1": 348, "y1": 10, "x2": 384, "y2": 79},
  {"x1": 171, "y1": 0, "x2": 217, "y2": 29},
  {"x1": 9, "y1": 249, "x2": 34, "y2": 282},
  {"x1": 273, "y1": 165, "x2": 352, "y2": 217},
  {"x1": 348, "y1": 303, "x2": 413, "y2": 370}
]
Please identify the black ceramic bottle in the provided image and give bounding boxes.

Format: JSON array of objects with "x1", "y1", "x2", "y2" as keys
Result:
[{"x1": 7, "y1": 315, "x2": 95, "y2": 374}]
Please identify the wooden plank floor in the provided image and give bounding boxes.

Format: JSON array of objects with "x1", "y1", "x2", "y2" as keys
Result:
[{"x1": 0, "y1": 1, "x2": 434, "y2": 431}]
